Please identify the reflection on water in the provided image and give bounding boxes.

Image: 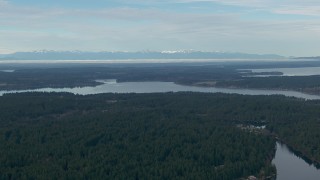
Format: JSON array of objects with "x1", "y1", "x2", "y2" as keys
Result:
[
  {"x1": 272, "y1": 142, "x2": 320, "y2": 180},
  {"x1": 0, "y1": 70, "x2": 15, "y2": 73},
  {"x1": 1, "y1": 81, "x2": 320, "y2": 100},
  {"x1": 95, "y1": 79, "x2": 117, "y2": 84}
]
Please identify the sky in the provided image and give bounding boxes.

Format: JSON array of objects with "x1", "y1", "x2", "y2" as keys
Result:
[{"x1": 0, "y1": 0, "x2": 320, "y2": 56}]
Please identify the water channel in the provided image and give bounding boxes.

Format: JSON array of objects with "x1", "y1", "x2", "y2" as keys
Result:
[
  {"x1": 0, "y1": 80, "x2": 319, "y2": 179},
  {"x1": 272, "y1": 142, "x2": 320, "y2": 180},
  {"x1": 1, "y1": 81, "x2": 320, "y2": 100}
]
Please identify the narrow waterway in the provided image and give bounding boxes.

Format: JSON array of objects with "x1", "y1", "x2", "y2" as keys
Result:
[
  {"x1": 0, "y1": 81, "x2": 319, "y2": 178},
  {"x1": 1, "y1": 81, "x2": 320, "y2": 100},
  {"x1": 272, "y1": 142, "x2": 320, "y2": 180}
]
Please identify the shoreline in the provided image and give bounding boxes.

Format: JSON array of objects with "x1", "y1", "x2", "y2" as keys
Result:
[
  {"x1": 274, "y1": 137, "x2": 320, "y2": 168},
  {"x1": 176, "y1": 81, "x2": 320, "y2": 97},
  {"x1": 1, "y1": 80, "x2": 320, "y2": 98}
]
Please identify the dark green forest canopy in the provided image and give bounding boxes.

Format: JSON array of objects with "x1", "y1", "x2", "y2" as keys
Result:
[
  {"x1": 216, "y1": 75, "x2": 320, "y2": 94},
  {"x1": 0, "y1": 66, "x2": 240, "y2": 90},
  {"x1": 1, "y1": 92, "x2": 320, "y2": 179},
  {"x1": 2, "y1": 66, "x2": 320, "y2": 95}
]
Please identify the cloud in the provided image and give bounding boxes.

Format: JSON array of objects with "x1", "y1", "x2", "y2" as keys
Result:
[
  {"x1": 0, "y1": 0, "x2": 8, "y2": 6},
  {"x1": 0, "y1": 47, "x2": 13, "y2": 54},
  {"x1": 136, "y1": 0, "x2": 320, "y2": 16},
  {"x1": 272, "y1": 6, "x2": 320, "y2": 16},
  {"x1": 178, "y1": 0, "x2": 266, "y2": 7},
  {"x1": 1, "y1": 0, "x2": 320, "y2": 55},
  {"x1": 214, "y1": 0, "x2": 320, "y2": 16}
]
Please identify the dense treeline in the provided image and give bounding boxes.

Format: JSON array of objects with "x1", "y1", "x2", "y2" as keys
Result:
[
  {"x1": 1, "y1": 92, "x2": 320, "y2": 179},
  {"x1": 2, "y1": 65, "x2": 320, "y2": 95},
  {"x1": 0, "y1": 92, "x2": 280, "y2": 179},
  {"x1": 0, "y1": 64, "x2": 292, "y2": 91},
  {"x1": 0, "y1": 66, "x2": 240, "y2": 90},
  {"x1": 269, "y1": 119, "x2": 320, "y2": 164},
  {"x1": 216, "y1": 75, "x2": 320, "y2": 94}
]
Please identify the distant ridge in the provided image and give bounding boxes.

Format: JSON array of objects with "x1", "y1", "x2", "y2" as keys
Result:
[
  {"x1": 0, "y1": 50, "x2": 285, "y2": 60},
  {"x1": 295, "y1": 56, "x2": 320, "y2": 60}
]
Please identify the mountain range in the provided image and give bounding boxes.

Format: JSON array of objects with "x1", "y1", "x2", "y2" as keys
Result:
[{"x1": 0, "y1": 50, "x2": 285, "y2": 60}]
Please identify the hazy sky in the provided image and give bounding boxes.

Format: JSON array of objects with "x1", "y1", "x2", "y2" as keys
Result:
[{"x1": 0, "y1": 0, "x2": 320, "y2": 56}]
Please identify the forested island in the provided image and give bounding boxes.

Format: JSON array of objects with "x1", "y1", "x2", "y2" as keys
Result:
[
  {"x1": 3, "y1": 0, "x2": 320, "y2": 178},
  {"x1": 1, "y1": 92, "x2": 320, "y2": 179},
  {"x1": 1, "y1": 62, "x2": 320, "y2": 179},
  {"x1": 214, "y1": 75, "x2": 320, "y2": 95},
  {"x1": 2, "y1": 64, "x2": 320, "y2": 96}
]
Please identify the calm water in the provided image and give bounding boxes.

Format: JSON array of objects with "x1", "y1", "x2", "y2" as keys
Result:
[
  {"x1": 272, "y1": 142, "x2": 320, "y2": 180},
  {"x1": 248, "y1": 67, "x2": 320, "y2": 76},
  {"x1": 1, "y1": 81, "x2": 320, "y2": 100},
  {"x1": 0, "y1": 70, "x2": 15, "y2": 73},
  {"x1": 1, "y1": 81, "x2": 320, "y2": 179}
]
